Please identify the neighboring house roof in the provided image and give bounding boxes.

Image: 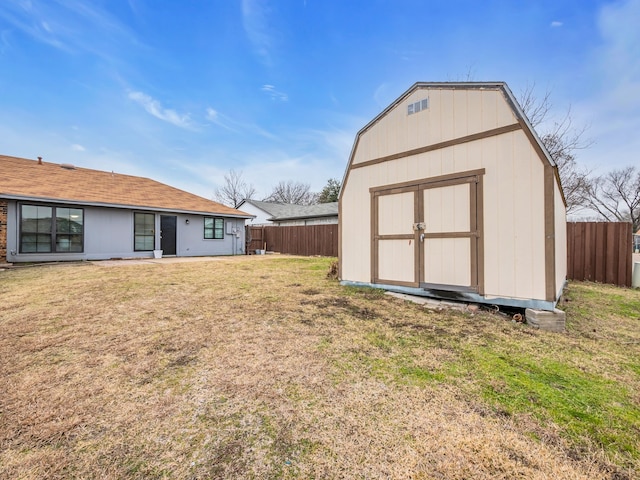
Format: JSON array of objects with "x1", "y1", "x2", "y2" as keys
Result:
[
  {"x1": 239, "y1": 199, "x2": 338, "y2": 221},
  {"x1": 0, "y1": 155, "x2": 252, "y2": 218}
]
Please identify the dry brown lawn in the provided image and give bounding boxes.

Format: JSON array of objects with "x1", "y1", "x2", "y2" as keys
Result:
[{"x1": 0, "y1": 256, "x2": 637, "y2": 479}]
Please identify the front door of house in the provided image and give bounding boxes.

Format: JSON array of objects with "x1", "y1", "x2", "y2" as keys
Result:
[
  {"x1": 160, "y1": 215, "x2": 177, "y2": 256},
  {"x1": 372, "y1": 170, "x2": 484, "y2": 294}
]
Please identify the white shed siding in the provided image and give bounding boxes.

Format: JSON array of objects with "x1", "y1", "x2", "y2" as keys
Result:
[
  {"x1": 340, "y1": 81, "x2": 567, "y2": 309},
  {"x1": 343, "y1": 129, "x2": 547, "y2": 301},
  {"x1": 352, "y1": 89, "x2": 517, "y2": 166},
  {"x1": 341, "y1": 169, "x2": 372, "y2": 283}
]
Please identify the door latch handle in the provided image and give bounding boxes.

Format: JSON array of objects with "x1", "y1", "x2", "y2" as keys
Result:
[{"x1": 420, "y1": 233, "x2": 425, "y2": 242}]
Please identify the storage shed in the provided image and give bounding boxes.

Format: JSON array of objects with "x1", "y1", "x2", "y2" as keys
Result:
[{"x1": 339, "y1": 82, "x2": 567, "y2": 311}]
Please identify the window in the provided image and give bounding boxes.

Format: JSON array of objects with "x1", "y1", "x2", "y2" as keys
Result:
[
  {"x1": 20, "y1": 204, "x2": 84, "y2": 253},
  {"x1": 204, "y1": 217, "x2": 224, "y2": 239},
  {"x1": 134, "y1": 213, "x2": 155, "y2": 251}
]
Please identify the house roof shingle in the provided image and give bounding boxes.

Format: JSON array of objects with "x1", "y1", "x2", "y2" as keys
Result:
[
  {"x1": 240, "y1": 199, "x2": 338, "y2": 221},
  {"x1": 0, "y1": 155, "x2": 252, "y2": 217}
]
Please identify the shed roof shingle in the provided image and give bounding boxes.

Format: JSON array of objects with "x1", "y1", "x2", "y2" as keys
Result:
[{"x1": 0, "y1": 155, "x2": 251, "y2": 217}]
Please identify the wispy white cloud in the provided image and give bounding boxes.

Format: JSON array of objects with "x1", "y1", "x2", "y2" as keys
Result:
[
  {"x1": 70, "y1": 143, "x2": 85, "y2": 151},
  {"x1": 0, "y1": 1, "x2": 69, "y2": 51},
  {"x1": 205, "y1": 107, "x2": 218, "y2": 121},
  {"x1": 205, "y1": 106, "x2": 237, "y2": 132},
  {"x1": 550, "y1": 21, "x2": 563, "y2": 27},
  {"x1": 242, "y1": 0, "x2": 275, "y2": 65},
  {"x1": 128, "y1": 91, "x2": 193, "y2": 129},
  {"x1": 261, "y1": 84, "x2": 288, "y2": 101},
  {"x1": 0, "y1": 0, "x2": 143, "y2": 59},
  {"x1": 205, "y1": 105, "x2": 277, "y2": 139}
]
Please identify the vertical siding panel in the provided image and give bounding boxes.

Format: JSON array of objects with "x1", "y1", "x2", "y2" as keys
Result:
[
  {"x1": 454, "y1": 90, "x2": 468, "y2": 138},
  {"x1": 481, "y1": 90, "x2": 497, "y2": 131},
  {"x1": 496, "y1": 90, "x2": 517, "y2": 126},
  {"x1": 453, "y1": 143, "x2": 468, "y2": 173},
  {"x1": 439, "y1": 89, "x2": 455, "y2": 142},
  {"x1": 467, "y1": 90, "x2": 483, "y2": 134},
  {"x1": 430, "y1": 89, "x2": 442, "y2": 144},
  {"x1": 512, "y1": 134, "x2": 534, "y2": 298},
  {"x1": 497, "y1": 132, "x2": 516, "y2": 297},
  {"x1": 482, "y1": 136, "x2": 500, "y2": 295}
]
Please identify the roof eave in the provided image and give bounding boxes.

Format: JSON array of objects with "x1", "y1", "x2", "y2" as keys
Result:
[
  {"x1": 0, "y1": 193, "x2": 255, "y2": 219},
  {"x1": 270, "y1": 213, "x2": 339, "y2": 221}
]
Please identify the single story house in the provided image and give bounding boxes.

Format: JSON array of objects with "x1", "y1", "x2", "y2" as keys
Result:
[
  {"x1": 0, "y1": 155, "x2": 253, "y2": 263},
  {"x1": 339, "y1": 82, "x2": 567, "y2": 311},
  {"x1": 238, "y1": 199, "x2": 338, "y2": 226}
]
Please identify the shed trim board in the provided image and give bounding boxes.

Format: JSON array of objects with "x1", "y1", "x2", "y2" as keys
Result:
[
  {"x1": 339, "y1": 82, "x2": 567, "y2": 311},
  {"x1": 353, "y1": 124, "x2": 521, "y2": 170},
  {"x1": 544, "y1": 165, "x2": 557, "y2": 301}
]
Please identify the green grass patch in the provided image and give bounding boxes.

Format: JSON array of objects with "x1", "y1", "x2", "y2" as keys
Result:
[
  {"x1": 325, "y1": 278, "x2": 640, "y2": 468},
  {"x1": 466, "y1": 347, "x2": 640, "y2": 457}
]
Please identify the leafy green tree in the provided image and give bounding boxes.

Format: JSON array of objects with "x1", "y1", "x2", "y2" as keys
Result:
[{"x1": 318, "y1": 178, "x2": 341, "y2": 203}]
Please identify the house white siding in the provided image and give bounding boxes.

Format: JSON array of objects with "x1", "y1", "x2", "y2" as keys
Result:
[{"x1": 5, "y1": 201, "x2": 246, "y2": 262}]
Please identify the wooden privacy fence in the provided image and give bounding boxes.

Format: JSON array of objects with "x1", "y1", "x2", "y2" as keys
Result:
[
  {"x1": 567, "y1": 222, "x2": 633, "y2": 287},
  {"x1": 246, "y1": 222, "x2": 634, "y2": 286},
  {"x1": 246, "y1": 224, "x2": 338, "y2": 257}
]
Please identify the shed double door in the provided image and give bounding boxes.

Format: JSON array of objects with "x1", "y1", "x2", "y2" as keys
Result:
[{"x1": 372, "y1": 170, "x2": 484, "y2": 294}]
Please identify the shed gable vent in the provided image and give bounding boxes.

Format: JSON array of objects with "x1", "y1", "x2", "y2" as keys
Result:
[{"x1": 407, "y1": 98, "x2": 429, "y2": 115}]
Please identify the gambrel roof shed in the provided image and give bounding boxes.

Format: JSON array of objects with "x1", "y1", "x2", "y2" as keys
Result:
[{"x1": 339, "y1": 82, "x2": 567, "y2": 311}]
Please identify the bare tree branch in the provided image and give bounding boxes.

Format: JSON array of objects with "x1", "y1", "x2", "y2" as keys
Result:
[
  {"x1": 518, "y1": 86, "x2": 592, "y2": 214},
  {"x1": 213, "y1": 169, "x2": 256, "y2": 208},
  {"x1": 519, "y1": 83, "x2": 552, "y2": 128},
  {"x1": 264, "y1": 180, "x2": 318, "y2": 205},
  {"x1": 583, "y1": 167, "x2": 640, "y2": 230}
]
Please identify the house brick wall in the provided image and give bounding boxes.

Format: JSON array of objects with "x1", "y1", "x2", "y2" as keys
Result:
[{"x1": 0, "y1": 200, "x2": 7, "y2": 263}]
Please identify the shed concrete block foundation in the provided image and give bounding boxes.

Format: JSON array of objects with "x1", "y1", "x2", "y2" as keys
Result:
[{"x1": 525, "y1": 308, "x2": 566, "y2": 332}]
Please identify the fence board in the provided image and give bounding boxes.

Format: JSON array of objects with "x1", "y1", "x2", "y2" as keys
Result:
[
  {"x1": 246, "y1": 224, "x2": 338, "y2": 257},
  {"x1": 567, "y1": 222, "x2": 632, "y2": 287}
]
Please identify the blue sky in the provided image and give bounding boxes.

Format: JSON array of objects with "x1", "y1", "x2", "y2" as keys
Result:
[{"x1": 0, "y1": 0, "x2": 638, "y2": 201}]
